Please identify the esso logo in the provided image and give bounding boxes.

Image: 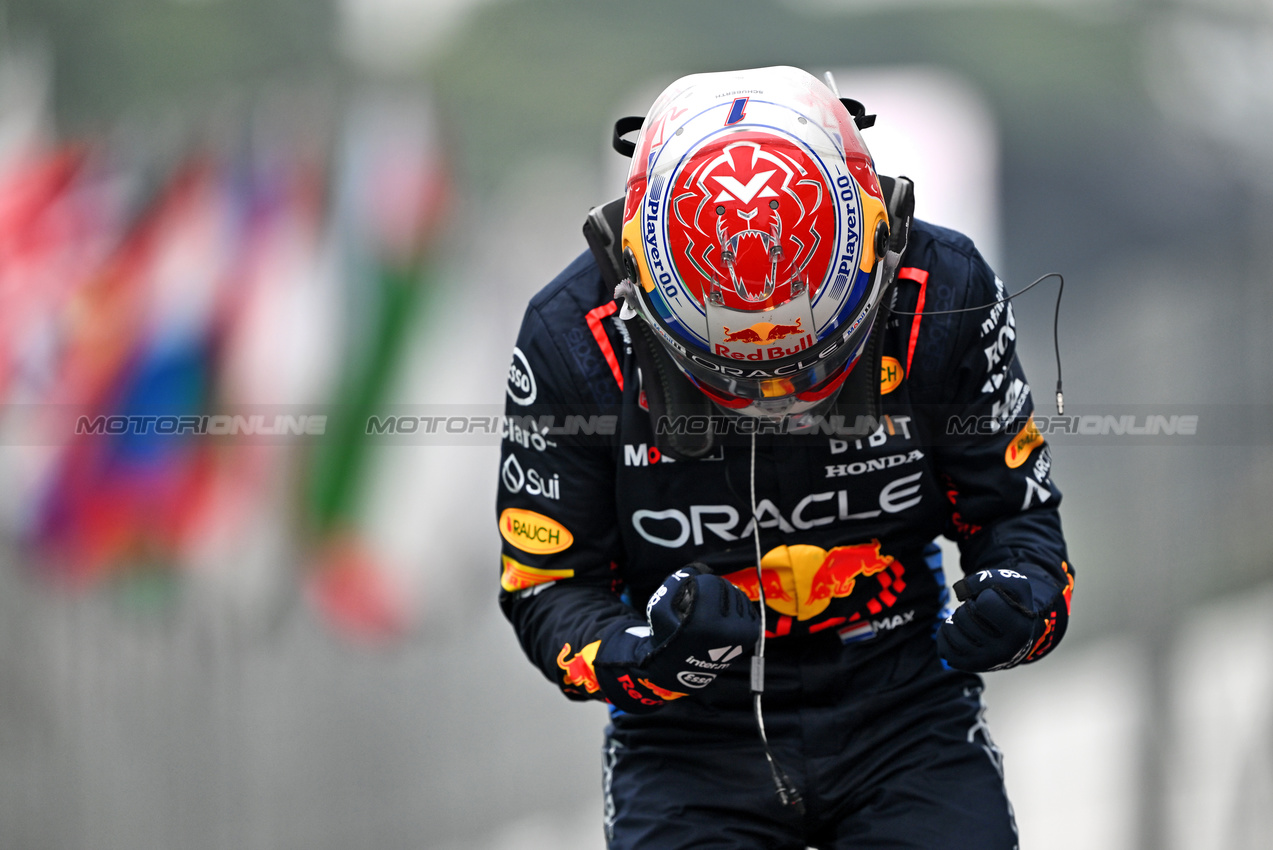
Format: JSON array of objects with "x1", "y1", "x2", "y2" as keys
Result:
[
  {"x1": 507, "y1": 347, "x2": 537, "y2": 405},
  {"x1": 676, "y1": 671, "x2": 717, "y2": 689}
]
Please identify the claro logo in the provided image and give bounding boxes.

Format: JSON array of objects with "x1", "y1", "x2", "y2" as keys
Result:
[{"x1": 499, "y1": 508, "x2": 573, "y2": 555}]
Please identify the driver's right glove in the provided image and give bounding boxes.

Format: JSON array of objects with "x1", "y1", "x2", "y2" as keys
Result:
[{"x1": 592, "y1": 565, "x2": 759, "y2": 713}]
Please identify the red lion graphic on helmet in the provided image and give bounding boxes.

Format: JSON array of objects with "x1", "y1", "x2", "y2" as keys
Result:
[{"x1": 668, "y1": 132, "x2": 836, "y2": 311}]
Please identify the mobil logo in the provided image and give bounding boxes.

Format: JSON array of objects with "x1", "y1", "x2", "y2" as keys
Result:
[{"x1": 624, "y1": 442, "x2": 676, "y2": 467}]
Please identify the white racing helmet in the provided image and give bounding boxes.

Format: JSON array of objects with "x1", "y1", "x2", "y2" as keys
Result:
[{"x1": 615, "y1": 66, "x2": 901, "y2": 420}]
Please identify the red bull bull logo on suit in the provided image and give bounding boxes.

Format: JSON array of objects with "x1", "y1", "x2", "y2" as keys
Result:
[
  {"x1": 557, "y1": 640, "x2": 602, "y2": 694},
  {"x1": 723, "y1": 541, "x2": 901, "y2": 622}
]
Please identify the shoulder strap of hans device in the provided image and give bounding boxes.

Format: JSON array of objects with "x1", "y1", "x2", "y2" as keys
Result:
[
  {"x1": 583, "y1": 198, "x2": 715, "y2": 459},
  {"x1": 831, "y1": 174, "x2": 915, "y2": 428}
]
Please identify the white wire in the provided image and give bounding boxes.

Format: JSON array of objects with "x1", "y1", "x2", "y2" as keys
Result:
[
  {"x1": 750, "y1": 432, "x2": 776, "y2": 757},
  {"x1": 750, "y1": 431, "x2": 766, "y2": 657},
  {"x1": 748, "y1": 431, "x2": 801, "y2": 808}
]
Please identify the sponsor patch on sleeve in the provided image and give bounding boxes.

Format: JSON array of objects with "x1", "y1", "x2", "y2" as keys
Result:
[
  {"x1": 1005, "y1": 415, "x2": 1045, "y2": 468},
  {"x1": 499, "y1": 507, "x2": 574, "y2": 554},
  {"x1": 506, "y1": 346, "x2": 537, "y2": 405},
  {"x1": 499, "y1": 554, "x2": 574, "y2": 592},
  {"x1": 879, "y1": 355, "x2": 904, "y2": 394}
]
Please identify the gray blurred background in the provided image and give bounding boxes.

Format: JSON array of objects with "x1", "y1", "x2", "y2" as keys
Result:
[{"x1": 0, "y1": 0, "x2": 1271, "y2": 848}]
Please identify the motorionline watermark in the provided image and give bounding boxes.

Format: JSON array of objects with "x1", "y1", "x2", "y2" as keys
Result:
[
  {"x1": 647, "y1": 411, "x2": 1206, "y2": 443},
  {"x1": 53, "y1": 410, "x2": 617, "y2": 444},
  {"x1": 75, "y1": 414, "x2": 328, "y2": 436},
  {"x1": 366, "y1": 413, "x2": 618, "y2": 437},
  {"x1": 945, "y1": 413, "x2": 1199, "y2": 437},
  {"x1": 36, "y1": 405, "x2": 1238, "y2": 447},
  {"x1": 654, "y1": 413, "x2": 883, "y2": 437},
  {"x1": 69, "y1": 410, "x2": 1202, "y2": 440}
]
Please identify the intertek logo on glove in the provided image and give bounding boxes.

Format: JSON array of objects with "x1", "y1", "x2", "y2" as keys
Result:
[{"x1": 686, "y1": 645, "x2": 745, "y2": 670}]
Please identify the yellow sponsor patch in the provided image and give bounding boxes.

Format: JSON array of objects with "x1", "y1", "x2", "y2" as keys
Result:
[
  {"x1": 1005, "y1": 415, "x2": 1045, "y2": 468},
  {"x1": 500, "y1": 554, "x2": 574, "y2": 592},
  {"x1": 880, "y1": 356, "x2": 904, "y2": 394},
  {"x1": 499, "y1": 508, "x2": 574, "y2": 555}
]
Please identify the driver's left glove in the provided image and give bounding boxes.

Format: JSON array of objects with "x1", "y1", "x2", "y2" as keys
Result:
[{"x1": 937, "y1": 564, "x2": 1073, "y2": 672}]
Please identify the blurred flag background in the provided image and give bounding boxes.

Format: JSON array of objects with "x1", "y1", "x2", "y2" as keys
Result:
[{"x1": 0, "y1": 1, "x2": 1271, "y2": 848}]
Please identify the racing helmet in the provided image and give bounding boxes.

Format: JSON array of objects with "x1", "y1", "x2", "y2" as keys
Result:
[{"x1": 616, "y1": 66, "x2": 898, "y2": 420}]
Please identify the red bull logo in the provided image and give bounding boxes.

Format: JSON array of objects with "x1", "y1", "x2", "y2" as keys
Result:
[
  {"x1": 723, "y1": 541, "x2": 896, "y2": 621},
  {"x1": 722, "y1": 317, "x2": 804, "y2": 345},
  {"x1": 639, "y1": 678, "x2": 689, "y2": 702},
  {"x1": 806, "y1": 544, "x2": 894, "y2": 612},
  {"x1": 723, "y1": 563, "x2": 794, "y2": 607},
  {"x1": 557, "y1": 640, "x2": 602, "y2": 694}
]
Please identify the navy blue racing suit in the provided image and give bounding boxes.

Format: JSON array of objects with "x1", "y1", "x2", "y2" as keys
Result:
[{"x1": 497, "y1": 220, "x2": 1074, "y2": 849}]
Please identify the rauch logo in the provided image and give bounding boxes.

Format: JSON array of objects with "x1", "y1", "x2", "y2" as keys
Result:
[{"x1": 499, "y1": 508, "x2": 573, "y2": 555}]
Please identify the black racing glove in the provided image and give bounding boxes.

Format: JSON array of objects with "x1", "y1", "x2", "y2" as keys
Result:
[
  {"x1": 937, "y1": 565, "x2": 1069, "y2": 672},
  {"x1": 594, "y1": 565, "x2": 760, "y2": 713}
]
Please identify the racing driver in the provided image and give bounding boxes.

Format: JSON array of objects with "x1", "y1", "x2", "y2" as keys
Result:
[{"x1": 496, "y1": 66, "x2": 1074, "y2": 850}]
